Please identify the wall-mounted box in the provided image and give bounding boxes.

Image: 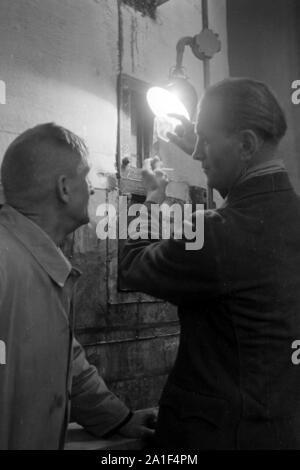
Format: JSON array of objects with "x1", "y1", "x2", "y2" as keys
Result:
[{"x1": 118, "y1": 73, "x2": 154, "y2": 195}]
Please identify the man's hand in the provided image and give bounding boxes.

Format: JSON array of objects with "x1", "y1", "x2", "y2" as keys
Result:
[
  {"x1": 117, "y1": 408, "x2": 157, "y2": 440},
  {"x1": 142, "y1": 157, "x2": 169, "y2": 204},
  {"x1": 167, "y1": 113, "x2": 197, "y2": 156}
]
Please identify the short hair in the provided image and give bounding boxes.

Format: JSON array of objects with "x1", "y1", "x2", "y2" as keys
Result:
[
  {"x1": 1, "y1": 123, "x2": 88, "y2": 204},
  {"x1": 201, "y1": 78, "x2": 287, "y2": 144}
]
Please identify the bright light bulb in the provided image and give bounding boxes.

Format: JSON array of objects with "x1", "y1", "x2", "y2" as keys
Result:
[{"x1": 147, "y1": 87, "x2": 190, "y2": 120}]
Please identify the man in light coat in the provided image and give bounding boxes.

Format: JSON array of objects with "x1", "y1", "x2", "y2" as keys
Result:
[{"x1": 0, "y1": 123, "x2": 154, "y2": 449}]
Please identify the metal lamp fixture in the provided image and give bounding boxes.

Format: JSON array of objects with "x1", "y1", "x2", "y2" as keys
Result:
[
  {"x1": 147, "y1": 0, "x2": 221, "y2": 208},
  {"x1": 147, "y1": 28, "x2": 221, "y2": 120},
  {"x1": 148, "y1": 17, "x2": 221, "y2": 118}
]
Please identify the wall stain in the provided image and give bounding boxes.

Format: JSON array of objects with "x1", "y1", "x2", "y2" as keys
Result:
[{"x1": 130, "y1": 13, "x2": 139, "y2": 73}]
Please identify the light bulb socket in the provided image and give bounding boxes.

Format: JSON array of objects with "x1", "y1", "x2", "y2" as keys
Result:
[{"x1": 166, "y1": 76, "x2": 198, "y2": 121}]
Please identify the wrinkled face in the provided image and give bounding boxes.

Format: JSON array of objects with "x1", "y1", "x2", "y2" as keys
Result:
[
  {"x1": 193, "y1": 97, "x2": 243, "y2": 196},
  {"x1": 67, "y1": 157, "x2": 94, "y2": 228}
]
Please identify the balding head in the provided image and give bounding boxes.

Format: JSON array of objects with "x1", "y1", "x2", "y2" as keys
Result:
[{"x1": 1, "y1": 123, "x2": 88, "y2": 207}]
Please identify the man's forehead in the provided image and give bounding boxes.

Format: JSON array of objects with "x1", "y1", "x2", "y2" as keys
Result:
[{"x1": 196, "y1": 98, "x2": 224, "y2": 134}]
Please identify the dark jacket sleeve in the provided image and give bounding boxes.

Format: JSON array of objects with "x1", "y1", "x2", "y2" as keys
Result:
[
  {"x1": 119, "y1": 204, "x2": 225, "y2": 306},
  {"x1": 70, "y1": 339, "x2": 130, "y2": 437}
]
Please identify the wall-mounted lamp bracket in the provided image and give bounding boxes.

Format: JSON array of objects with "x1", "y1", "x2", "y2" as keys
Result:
[
  {"x1": 175, "y1": 28, "x2": 221, "y2": 73},
  {"x1": 175, "y1": 37, "x2": 194, "y2": 73},
  {"x1": 192, "y1": 29, "x2": 221, "y2": 60}
]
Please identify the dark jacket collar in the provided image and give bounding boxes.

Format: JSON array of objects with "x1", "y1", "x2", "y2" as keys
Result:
[
  {"x1": 225, "y1": 171, "x2": 293, "y2": 206},
  {"x1": 0, "y1": 204, "x2": 80, "y2": 287}
]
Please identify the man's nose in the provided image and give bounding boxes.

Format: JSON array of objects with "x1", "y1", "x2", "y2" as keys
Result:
[{"x1": 87, "y1": 179, "x2": 95, "y2": 196}]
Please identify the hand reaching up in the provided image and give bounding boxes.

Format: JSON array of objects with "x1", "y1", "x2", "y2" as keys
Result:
[
  {"x1": 142, "y1": 156, "x2": 169, "y2": 204},
  {"x1": 167, "y1": 114, "x2": 197, "y2": 156}
]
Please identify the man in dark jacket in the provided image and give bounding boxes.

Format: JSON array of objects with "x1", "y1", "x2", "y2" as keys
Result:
[
  {"x1": 120, "y1": 78, "x2": 300, "y2": 450},
  {"x1": 0, "y1": 123, "x2": 155, "y2": 449}
]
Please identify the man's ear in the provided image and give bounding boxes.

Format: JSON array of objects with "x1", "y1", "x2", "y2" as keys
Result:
[
  {"x1": 56, "y1": 175, "x2": 70, "y2": 203},
  {"x1": 239, "y1": 129, "x2": 261, "y2": 162}
]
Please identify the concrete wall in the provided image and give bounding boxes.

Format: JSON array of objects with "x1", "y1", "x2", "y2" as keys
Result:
[
  {"x1": 0, "y1": 0, "x2": 120, "y2": 181},
  {"x1": 0, "y1": 0, "x2": 229, "y2": 409}
]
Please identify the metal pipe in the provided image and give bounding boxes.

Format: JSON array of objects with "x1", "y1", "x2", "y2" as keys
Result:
[
  {"x1": 202, "y1": 0, "x2": 209, "y2": 29},
  {"x1": 175, "y1": 36, "x2": 194, "y2": 70}
]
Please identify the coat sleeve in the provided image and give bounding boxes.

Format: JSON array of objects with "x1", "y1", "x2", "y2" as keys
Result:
[
  {"x1": 119, "y1": 203, "x2": 225, "y2": 306},
  {"x1": 70, "y1": 338, "x2": 130, "y2": 437}
]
